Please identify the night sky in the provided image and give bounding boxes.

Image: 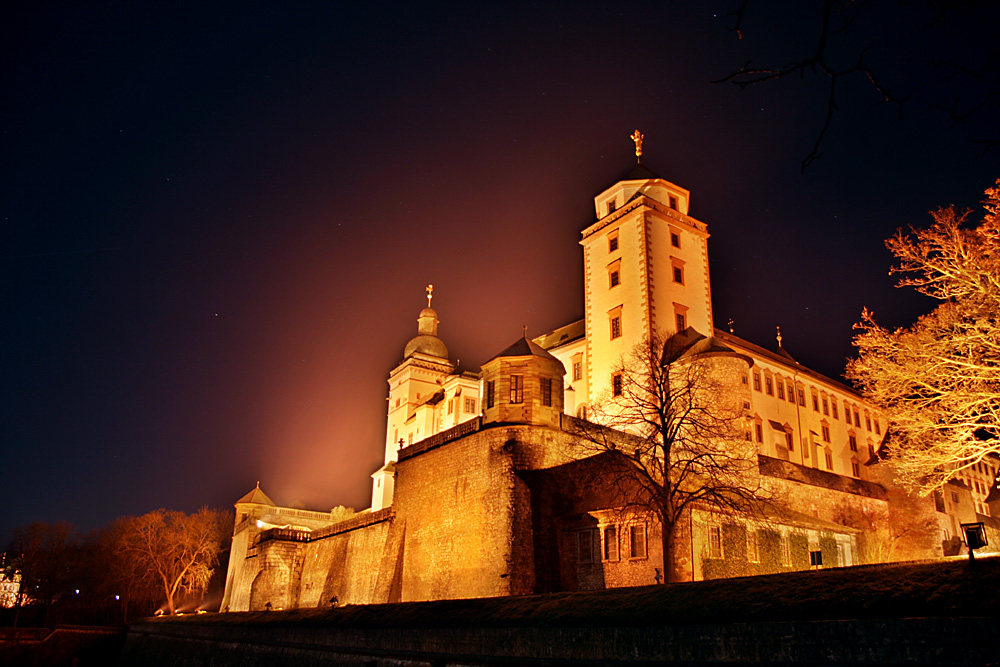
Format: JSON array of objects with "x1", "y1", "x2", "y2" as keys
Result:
[{"x1": 3, "y1": 2, "x2": 997, "y2": 544}]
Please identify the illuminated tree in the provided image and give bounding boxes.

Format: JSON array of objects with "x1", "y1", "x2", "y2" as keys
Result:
[
  {"x1": 848, "y1": 180, "x2": 1000, "y2": 494},
  {"x1": 572, "y1": 331, "x2": 770, "y2": 583},
  {"x1": 119, "y1": 507, "x2": 230, "y2": 615}
]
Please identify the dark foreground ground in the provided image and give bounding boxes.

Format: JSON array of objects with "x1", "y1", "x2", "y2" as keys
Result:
[{"x1": 3, "y1": 557, "x2": 998, "y2": 666}]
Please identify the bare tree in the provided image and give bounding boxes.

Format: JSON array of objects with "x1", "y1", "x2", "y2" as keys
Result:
[
  {"x1": 6, "y1": 521, "x2": 79, "y2": 626},
  {"x1": 571, "y1": 331, "x2": 771, "y2": 582},
  {"x1": 119, "y1": 507, "x2": 230, "y2": 615},
  {"x1": 847, "y1": 180, "x2": 1000, "y2": 494},
  {"x1": 716, "y1": 1, "x2": 999, "y2": 171}
]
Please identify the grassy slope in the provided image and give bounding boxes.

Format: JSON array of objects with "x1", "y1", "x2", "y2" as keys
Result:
[{"x1": 150, "y1": 558, "x2": 999, "y2": 629}]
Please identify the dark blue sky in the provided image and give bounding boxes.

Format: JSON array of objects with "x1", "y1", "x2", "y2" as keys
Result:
[{"x1": 2, "y1": 1, "x2": 997, "y2": 544}]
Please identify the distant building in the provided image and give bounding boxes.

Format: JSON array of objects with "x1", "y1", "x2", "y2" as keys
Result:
[
  {"x1": 221, "y1": 141, "x2": 1000, "y2": 611},
  {"x1": 0, "y1": 554, "x2": 22, "y2": 608}
]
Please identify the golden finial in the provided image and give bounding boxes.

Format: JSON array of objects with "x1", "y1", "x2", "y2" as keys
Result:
[
  {"x1": 776, "y1": 326, "x2": 783, "y2": 347},
  {"x1": 630, "y1": 129, "x2": 644, "y2": 162},
  {"x1": 426, "y1": 284, "x2": 434, "y2": 308}
]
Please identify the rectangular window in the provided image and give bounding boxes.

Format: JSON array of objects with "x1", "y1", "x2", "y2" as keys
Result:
[
  {"x1": 753, "y1": 372, "x2": 761, "y2": 391},
  {"x1": 610, "y1": 315, "x2": 622, "y2": 339},
  {"x1": 853, "y1": 409, "x2": 861, "y2": 427},
  {"x1": 670, "y1": 231, "x2": 681, "y2": 247},
  {"x1": 868, "y1": 444, "x2": 875, "y2": 459},
  {"x1": 831, "y1": 401, "x2": 839, "y2": 419},
  {"x1": 788, "y1": 381, "x2": 796, "y2": 403},
  {"x1": 577, "y1": 530, "x2": 596, "y2": 563},
  {"x1": 609, "y1": 268, "x2": 620, "y2": 287},
  {"x1": 612, "y1": 373, "x2": 624, "y2": 397},
  {"x1": 933, "y1": 490, "x2": 945, "y2": 513},
  {"x1": 844, "y1": 401, "x2": 851, "y2": 423},
  {"x1": 810, "y1": 550, "x2": 823, "y2": 567},
  {"x1": 821, "y1": 425, "x2": 830, "y2": 442},
  {"x1": 825, "y1": 450, "x2": 833, "y2": 470},
  {"x1": 849, "y1": 435, "x2": 858, "y2": 452},
  {"x1": 629, "y1": 524, "x2": 647, "y2": 559},
  {"x1": 672, "y1": 266, "x2": 684, "y2": 284},
  {"x1": 572, "y1": 360, "x2": 582, "y2": 382},
  {"x1": 541, "y1": 377, "x2": 552, "y2": 407},
  {"x1": 798, "y1": 388, "x2": 806, "y2": 406},
  {"x1": 669, "y1": 195, "x2": 678, "y2": 210},
  {"x1": 747, "y1": 530, "x2": 759, "y2": 563},
  {"x1": 874, "y1": 419, "x2": 881, "y2": 435},
  {"x1": 603, "y1": 525, "x2": 619, "y2": 561},
  {"x1": 675, "y1": 312, "x2": 686, "y2": 331},
  {"x1": 608, "y1": 231, "x2": 619, "y2": 252},
  {"x1": 606, "y1": 200, "x2": 617, "y2": 215},
  {"x1": 851, "y1": 461, "x2": 860, "y2": 477},
  {"x1": 447, "y1": 398, "x2": 454, "y2": 415},
  {"x1": 464, "y1": 397, "x2": 476, "y2": 413},
  {"x1": 709, "y1": 525, "x2": 723, "y2": 558},
  {"x1": 822, "y1": 396, "x2": 829, "y2": 415},
  {"x1": 510, "y1": 375, "x2": 523, "y2": 404},
  {"x1": 865, "y1": 415, "x2": 872, "y2": 431},
  {"x1": 785, "y1": 431, "x2": 794, "y2": 451},
  {"x1": 755, "y1": 422, "x2": 763, "y2": 443},
  {"x1": 812, "y1": 393, "x2": 820, "y2": 412},
  {"x1": 776, "y1": 381, "x2": 785, "y2": 400},
  {"x1": 486, "y1": 380, "x2": 495, "y2": 409},
  {"x1": 780, "y1": 535, "x2": 791, "y2": 565}
]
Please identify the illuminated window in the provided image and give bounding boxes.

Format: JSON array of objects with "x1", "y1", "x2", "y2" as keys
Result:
[
  {"x1": 849, "y1": 435, "x2": 858, "y2": 452},
  {"x1": 603, "y1": 525, "x2": 619, "y2": 561},
  {"x1": 752, "y1": 372, "x2": 761, "y2": 391},
  {"x1": 510, "y1": 375, "x2": 523, "y2": 404},
  {"x1": 608, "y1": 231, "x2": 619, "y2": 252},
  {"x1": 708, "y1": 525, "x2": 723, "y2": 558},
  {"x1": 785, "y1": 431, "x2": 794, "y2": 452},
  {"x1": 628, "y1": 524, "x2": 647, "y2": 559},
  {"x1": 572, "y1": 360, "x2": 582, "y2": 382},
  {"x1": 825, "y1": 449, "x2": 833, "y2": 470},
  {"x1": 822, "y1": 396, "x2": 829, "y2": 415},
  {"x1": 486, "y1": 380, "x2": 495, "y2": 409},
  {"x1": 464, "y1": 397, "x2": 476, "y2": 413},
  {"x1": 675, "y1": 312, "x2": 686, "y2": 331},
  {"x1": 612, "y1": 373, "x2": 624, "y2": 397},
  {"x1": 541, "y1": 377, "x2": 552, "y2": 407},
  {"x1": 776, "y1": 380, "x2": 785, "y2": 400},
  {"x1": 672, "y1": 265, "x2": 684, "y2": 284},
  {"x1": 610, "y1": 315, "x2": 622, "y2": 340},
  {"x1": 831, "y1": 401, "x2": 839, "y2": 419},
  {"x1": 765, "y1": 376, "x2": 773, "y2": 395},
  {"x1": 608, "y1": 259, "x2": 621, "y2": 289},
  {"x1": 670, "y1": 231, "x2": 680, "y2": 248}
]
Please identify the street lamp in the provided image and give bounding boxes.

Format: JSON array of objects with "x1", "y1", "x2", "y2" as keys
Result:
[{"x1": 960, "y1": 522, "x2": 988, "y2": 562}]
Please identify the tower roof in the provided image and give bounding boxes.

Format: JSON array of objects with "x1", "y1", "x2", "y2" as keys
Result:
[
  {"x1": 236, "y1": 483, "x2": 275, "y2": 506},
  {"x1": 403, "y1": 288, "x2": 449, "y2": 360},
  {"x1": 488, "y1": 334, "x2": 562, "y2": 363},
  {"x1": 621, "y1": 162, "x2": 663, "y2": 182}
]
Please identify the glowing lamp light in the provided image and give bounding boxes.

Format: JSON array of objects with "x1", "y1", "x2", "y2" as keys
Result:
[
  {"x1": 75, "y1": 589, "x2": 80, "y2": 594},
  {"x1": 256, "y1": 520, "x2": 264, "y2": 528},
  {"x1": 115, "y1": 595, "x2": 120, "y2": 601}
]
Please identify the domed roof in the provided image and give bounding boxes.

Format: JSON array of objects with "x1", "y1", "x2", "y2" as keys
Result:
[
  {"x1": 419, "y1": 307, "x2": 437, "y2": 319},
  {"x1": 404, "y1": 334, "x2": 449, "y2": 360}
]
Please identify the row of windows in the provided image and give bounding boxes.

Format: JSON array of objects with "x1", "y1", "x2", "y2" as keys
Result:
[
  {"x1": 756, "y1": 419, "x2": 866, "y2": 478},
  {"x1": 445, "y1": 397, "x2": 478, "y2": 415},
  {"x1": 484, "y1": 375, "x2": 554, "y2": 408},
  {"x1": 577, "y1": 523, "x2": 646, "y2": 563},
  {"x1": 607, "y1": 308, "x2": 687, "y2": 342},
  {"x1": 750, "y1": 371, "x2": 881, "y2": 434}
]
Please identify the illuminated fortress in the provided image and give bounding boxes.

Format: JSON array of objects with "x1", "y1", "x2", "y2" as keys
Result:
[{"x1": 221, "y1": 139, "x2": 997, "y2": 611}]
